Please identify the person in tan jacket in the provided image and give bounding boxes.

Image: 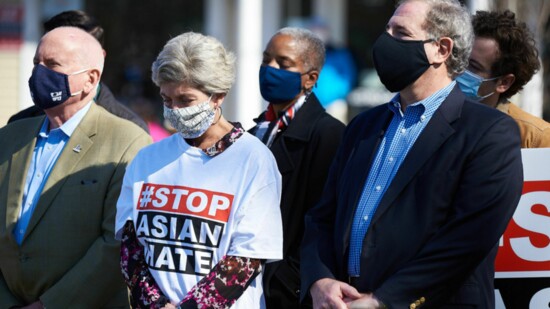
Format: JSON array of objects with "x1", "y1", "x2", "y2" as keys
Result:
[
  {"x1": 0, "y1": 27, "x2": 151, "y2": 308},
  {"x1": 456, "y1": 9, "x2": 550, "y2": 148}
]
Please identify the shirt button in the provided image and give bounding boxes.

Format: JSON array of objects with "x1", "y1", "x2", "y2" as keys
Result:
[
  {"x1": 401, "y1": 128, "x2": 406, "y2": 134},
  {"x1": 375, "y1": 185, "x2": 382, "y2": 191},
  {"x1": 19, "y1": 229, "x2": 24, "y2": 234},
  {"x1": 420, "y1": 115, "x2": 426, "y2": 121},
  {"x1": 36, "y1": 173, "x2": 42, "y2": 178},
  {"x1": 389, "y1": 157, "x2": 394, "y2": 162},
  {"x1": 363, "y1": 215, "x2": 369, "y2": 221}
]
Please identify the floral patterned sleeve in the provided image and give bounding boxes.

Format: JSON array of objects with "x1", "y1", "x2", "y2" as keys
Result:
[
  {"x1": 180, "y1": 256, "x2": 263, "y2": 309},
  {"x1": 121, "y1": 220, "x2": 263, "y2": 309},
  {"x1": 120, "y1": 220, "x2": 170, "y2": 309}
]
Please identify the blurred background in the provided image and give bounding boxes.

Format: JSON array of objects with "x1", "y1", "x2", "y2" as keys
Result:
[{"x1": 1, "y1": 0, "x2": 549, "y2": 129}]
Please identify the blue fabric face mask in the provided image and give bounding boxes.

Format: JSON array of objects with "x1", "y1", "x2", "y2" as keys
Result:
[
  {"x1": 28, "y1": 64, "x2": 88, "y2": 110},
  {"x1": 456, "y1": 70, "x2": 499, "y2": 101},
  {"x1": 259, "y1": 65, "x2": 302, "y2": 104}
]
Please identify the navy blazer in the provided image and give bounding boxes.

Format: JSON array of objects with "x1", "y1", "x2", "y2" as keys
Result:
[{"x1": 301, "y1": 86, "x2": 523, "y2": 308}]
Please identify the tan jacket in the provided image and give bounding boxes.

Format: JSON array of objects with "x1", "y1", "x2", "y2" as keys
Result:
[
  {"x1": 0, "y1": 103, "x2": 152, "y2": 308},
  {"x1": 497, "y1": 102, "x2": 550, "y2": 148}
]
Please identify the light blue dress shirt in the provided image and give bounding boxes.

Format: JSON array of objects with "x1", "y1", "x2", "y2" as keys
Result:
[
  {"x1": 348, "y1": 82, "x2": 456, "y2": 276},
  {"x1": 14, "y1": 102, "x2": 93, "y2": 245}
]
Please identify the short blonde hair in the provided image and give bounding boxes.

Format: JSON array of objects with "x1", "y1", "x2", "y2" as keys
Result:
[{"x1": 151, "y1": 32, "x2": 236, "y2": 94}]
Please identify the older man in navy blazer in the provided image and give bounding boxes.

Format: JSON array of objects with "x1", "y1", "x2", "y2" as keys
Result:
[{"x1": 301, "y1": 0, "x2": 524, "y2": 308}]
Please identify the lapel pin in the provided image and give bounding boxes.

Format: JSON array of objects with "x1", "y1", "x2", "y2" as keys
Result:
[{"x1": 73, "y1": 144, "x2": 82, "y2": 153}]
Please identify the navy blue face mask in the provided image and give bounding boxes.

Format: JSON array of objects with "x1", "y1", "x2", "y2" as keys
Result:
[
  {"x1": 28, "y1": 64, "x2": 88, "y2": 110},
  {"x1": 259, "y1": 65, "x2": 302, "y2": 104}
]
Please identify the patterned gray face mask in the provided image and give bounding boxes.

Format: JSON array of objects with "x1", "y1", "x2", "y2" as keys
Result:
[{"x1": 163, "y1": 96, "x2": 215, "y2": 139}]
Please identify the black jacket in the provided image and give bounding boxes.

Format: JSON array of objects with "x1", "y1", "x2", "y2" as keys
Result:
[
  {"x1": 8, "y1": 83, "x2": 149, "y2": 133},
  {"x1": 251, "y1": 93, "x2": 345, "y2": 308}
]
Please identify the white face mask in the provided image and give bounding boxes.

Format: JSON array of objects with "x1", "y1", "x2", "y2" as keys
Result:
[{"x1": 163, "y1": 96, "x2": 215, "y2": 139}]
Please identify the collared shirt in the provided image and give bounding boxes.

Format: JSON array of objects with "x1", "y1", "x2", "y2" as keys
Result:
[
  {"x1": 14, "y1": 101, "x2": 93, "y2": 245},
  {"x1": 348, "y1": 82, "x2": 456, "y2": 276}
]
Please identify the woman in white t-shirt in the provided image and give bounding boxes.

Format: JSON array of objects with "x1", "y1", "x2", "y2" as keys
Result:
[{"x1": 115, "y1": 32, "x2": 283, "y2": 309}]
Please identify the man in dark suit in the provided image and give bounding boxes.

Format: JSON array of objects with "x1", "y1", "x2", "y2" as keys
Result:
[
  {"x1": 301, "y1": 1, "x2": 524, "y2": 308},
  {"x1": 250, "y1": 27, "x2": 345, "y2": 308},
  {"x1": 8, "y1": 10, "x2": 149, "y2": 134},
  {"x1": 0, "y1": 27, "x2": 151, "y2": 308}
]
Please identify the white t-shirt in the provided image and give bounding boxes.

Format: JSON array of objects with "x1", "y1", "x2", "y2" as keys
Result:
[{"x1": 116, "y1": 132, "x2": 283, "y2": 308}]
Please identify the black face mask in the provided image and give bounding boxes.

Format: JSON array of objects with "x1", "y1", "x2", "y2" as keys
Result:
[{"x1": 372, "y1": 32, "x2": 433, "y2": 92}]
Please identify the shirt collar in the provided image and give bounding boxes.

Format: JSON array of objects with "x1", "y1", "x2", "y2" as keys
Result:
[
  {"x1": 388, "y1": 81, "x2": 456, "y2": 116},
  {"x1": 38, "y1": 101, "x2": 94, "y2": 138}
]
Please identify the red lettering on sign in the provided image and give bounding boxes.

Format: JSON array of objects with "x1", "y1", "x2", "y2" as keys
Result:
[
  {"x1": 136, "y1": 183, "x2": 234, "y2": 222},
  {"x1": 495, "y1": 181, "x2": 550, "y2": 273}
]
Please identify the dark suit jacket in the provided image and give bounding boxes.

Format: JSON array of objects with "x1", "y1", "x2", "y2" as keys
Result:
[
  {"x1": 8, "y1": 83, "x2": 150, "y2": 133},
  {"x1": 301, "y1": 87, "x2": 524, "y2": 308},
  {"x1": 0, "y1": 103, "x2": 152, "y2": 308},
  {"x1": 251, "y1": 94, "x2": 345, "y2": 308}
]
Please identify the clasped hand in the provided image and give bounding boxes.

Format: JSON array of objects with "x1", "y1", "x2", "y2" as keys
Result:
[{"x1": 310, "y1": 278, "x2": 381, "y2": 309}]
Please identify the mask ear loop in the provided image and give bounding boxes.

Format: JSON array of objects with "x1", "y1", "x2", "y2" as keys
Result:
[
  {"x1": 424, "y1": 37, "x2": 439, "y2": 66},
  {"x1": 477, "y1": 76, "x2": 502, "y2": 100},
  {"x1": 468, "y1": 70, "x2": 502, "y2": 98},
  {"x1": 301, "y1": 69, "x2": 316, "y2": 94},
  {"x1": 212, "y1": 106, "x2": 222, "y2": 125},
  {"x1": 211, "y1": 94, "x2": 223, "y2": 125},
  {"x1": 69, "y1": 68, "x2": 91, "y2": 97}
]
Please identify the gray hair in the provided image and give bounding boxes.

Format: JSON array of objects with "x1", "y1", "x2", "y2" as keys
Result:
[
  {"x1": 274, "y1": 27, "x2": 326, "y2": 71},
  {"x1": 398, "y1": 0, "x2": 473, "y2": 77},
  {"x1": 151, "y1": 32, "x2": 236, "y2": 94}
]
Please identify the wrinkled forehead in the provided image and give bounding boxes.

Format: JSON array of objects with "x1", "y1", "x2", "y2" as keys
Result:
[{"x1": 388, "y1": 1, "x2": 430, "y2": 36}]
